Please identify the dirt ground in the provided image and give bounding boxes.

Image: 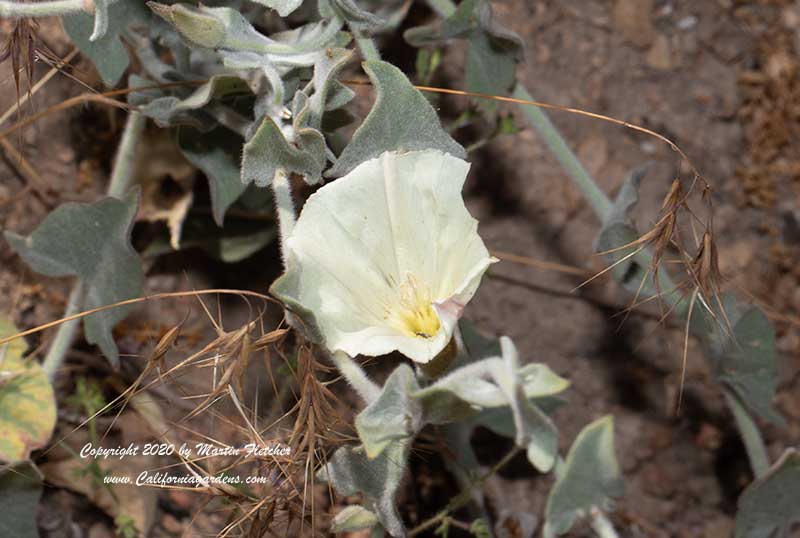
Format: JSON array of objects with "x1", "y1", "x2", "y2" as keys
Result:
[{"x1": 1, "y1": 1, "x2": 799, "y2": 537}]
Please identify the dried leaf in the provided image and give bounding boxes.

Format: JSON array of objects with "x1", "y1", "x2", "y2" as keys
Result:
[{"x1": 0, "y1": 318, "x2": 56, "y2": 464}]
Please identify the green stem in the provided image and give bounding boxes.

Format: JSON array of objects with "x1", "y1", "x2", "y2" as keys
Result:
[
  {"x1": 42, "y1": 285, "x2": 83, "y2": 380},
  {"x1": 725, "y1": 391, "x2": 770, "y2": 478},
  {"x1": 42, "y1": 111, "x2": 144, "y2": 378},
  {"x1": 426, "y1": 0, "x2": 456, "y2": 17},
  {"x1": 354, "y1": 33, "x2": 381, "y2": 62},
  {"x1": 408, "y1": 447, "x2": 520, "y2": 537},
  {"x1": 107, "y1": 111, "x2": 145, "y2": 199},
  {"x1": 512, "y1": 86, "x2": 611, "y2": 219},
  {"x1": 513, "y1": 83, "x2": 679, "y2": 305},
  {"x1": 271, "y1": 169, "x2": 297, "y2": 268},
  {"x1": 0, "y1": 0, "x2": 89, "y2": 17},
  {"x1": 330, "y1": 351, "x2": 380, "y2": 404},
  {"x1": 590, "y1": 511, "x2": 621, "y2": 538},
  {"x1": 515, "y1": 79, "x2": 770, "y2": 474}
]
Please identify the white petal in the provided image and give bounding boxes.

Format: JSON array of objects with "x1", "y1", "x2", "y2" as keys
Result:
[{"x1": 275, "y1": 149, "x2": 493, "y2": 363}]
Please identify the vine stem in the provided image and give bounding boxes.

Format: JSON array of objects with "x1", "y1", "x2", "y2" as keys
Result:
[
  {"x1": 271, "y1": 169, "x2": 297, "y2": 267},
  {"x1": 107, "y1": 111, "x2": 145, "y2": 199},
  {"x1": 408, "y1": 447, "x2": 521, "y2": 537},
  {"x1": 42, "y1": 284, "x2": 83, "y2": 379},
  {"x1": 354, "y1": 33, "x2": 381, "y2": 62},
  {"x1": 42, "y1": 111, "x2": 145, "y2": 379},
  {"x1": 427, "y1": 0, "x2": 457, "y2": 17},
  {"x1": 0, "y1": 0, "x2": 89, "y2": 17},
  {"x1": 725, "y1": 392, "x2": 769, "y2": 478},
  {"x1": 590, "y1": 510, "x2": 621, "y2": 538},
  {"x1": 329, "y1": 351, "x2": 380, "y2": 404},
  {"x1": 431, "y1": 0, "x2": 768, "y2": 503}
]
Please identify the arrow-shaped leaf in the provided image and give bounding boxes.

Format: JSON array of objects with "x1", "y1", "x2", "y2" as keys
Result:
[
  {"x1": 63, "y1": 0, "x2": 149, "y2": 86},
  {"x1": 321, "y1": 440, "x2": 409, "y2": 538},
  {"x1": 544, "y1": 416, "x2": 624, "y2": 537},
  {"x1": 5, "y1": 191, "x2": 144, "y2": 368},
  {"x1": 326, "y1": 61, "x2": 465, "y2": 178},
  {"x1": 735, "y1": 449, "x2": 800, "y2": 538}
]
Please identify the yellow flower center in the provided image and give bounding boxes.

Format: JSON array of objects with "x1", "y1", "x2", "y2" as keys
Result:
[{"x1": 392, "y1": 274, "x2": 441, "y2": 338}]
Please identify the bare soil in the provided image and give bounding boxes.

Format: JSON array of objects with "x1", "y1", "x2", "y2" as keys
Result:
[{"x1": 1, "y1": 1, "x2": 799, "y2": 537}]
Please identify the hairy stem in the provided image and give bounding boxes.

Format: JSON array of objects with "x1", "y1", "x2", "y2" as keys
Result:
[
  {"x1": 426, "y1": 0, "x2": 456, "y2": 17},
  {"x1": 0, "y1": 0, "x2": 90, "y2": 17},
  {"x1": 329, "y1": 351, "x2": 381, "y2": 404},
  {"x1": 42, "y1": 285, "x2": 83, "y2": 379},
  {"x1": 725, "y1": 391, "x2": 770, "y2": 478},
  {"x1": 271, "y1": 169, "x2": 297, "y2": 267},
  {"x1": 107, "y1": 111, "x2": 145, "y2": 199},
  {"x1": 42, "y1": 111, "x2": 144, "y2": 378},
  {"x1": 590, "y1": 511, "x2": 621, "y2": 538},
  {"x1": 355, "y1": 33, "x2": 381, "y2": 62},
  {"x1": 512, "y1": 86, "x2": 612, "y2": 218}
]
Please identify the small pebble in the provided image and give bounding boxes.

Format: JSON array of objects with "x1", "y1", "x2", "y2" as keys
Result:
[{"x1": 677, "y1": 15, "x2": 698, "y2": 30}]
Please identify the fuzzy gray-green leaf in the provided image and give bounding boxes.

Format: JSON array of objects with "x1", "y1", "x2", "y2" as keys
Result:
[
  {"x1": 248, "y1": 0, "x2": 304, "y2": 17},
  {"x1": 319, "y1": 0, "x2": 385, "y2": 31},
  {"x1": 134, "y1": 75, "x2": 251, "y2": 130},
  {"x1": 356, "y1": 365, "x2": 421, "y2": 459},
  {"x1": 4, "y1": 191, "x2": 143, "y2": 368},
  {"x1": 241, "y1": 115, "x2": 327, "y2": 187},
  {"x1": 404, "y1": 0, "x2": 522, "y2": 108},
  {"x1": 326, "y1": 61, "x2": 465, "y2": 178},
  {"x1": 594, "y1": 165, "x2": 653, "y2": 293},
  {"x1": 331, "y1": 505, "x2": 380, "y2": 533},
  {"x1": 712, "y1": 306, "x2": 784, "y2": 426},
  {"x1": 0, "y1": 464, "x2": 41, "y2": 538},
  {"x1": 63, "y1": 0, "x2": 149, "y2": 86},
  {"x1": 544, "y1": 416, "x2": 624, "y2": 537},
  {"x1": 178, "y1": 127, "x2": 246, "y2": 226},
  {"x1": 735, "y1": 449, "x2": 800, "y2": 538},
  {"x1": 322, "y1": 441, "x2": 409, "y2": 537}
]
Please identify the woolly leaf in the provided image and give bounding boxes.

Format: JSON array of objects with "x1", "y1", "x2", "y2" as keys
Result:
[
  {"x1": 326, "y1": 61, "x2": 465, "y2": 178},
  {"x1": 710, "y1": 306, "x2": 784, "y2": 426},
  {"x1": 177, "y1": 127, "x2": 246, "y2": 226},
  {"x1": 412, "y1": 337, "x2": 563, "y2": 471},
  {"x1": 248, "y1": 0, "x2": 304, "y2": 17},
  {"x1": 241, "y1": 114, "x2": 327, "y2": 187},
  {"x1": 0, "y1": 464, "x2": 41, "y2": 538},
  {"x1": 133, "y1": 75, "x2": 251, "y2": 130},
  {"x1": 544, "y1": 416, "x2": 624, "y2": 537},
  {"x1": 142, "y1": 215, "x2": 275, "y2": 263},
  {"x1": 594, "y1": 165, "x2": 653, "y2": 293},
  {"x1": 148, "y1": 3, "x2": 268, "y2": 50},
  {"x1": 356, "y1": 365, "x2": 422, "y2": 459},
  {"x1": 490, "y1": 337, "x2": 558, "y2": 472},
  {"x1": 735, "y1": 449, "x2": 800, "y2": 538},
  {"x1": 413, "y1": 358, "x2": 568, "y2": 424},
  {"x1": 404, "y1": 0, "x2": 522, "y2": 108},
  {"x1": 4, "y1": 192, "x2": 143, "y2": 368},
  {"x1": 308, "y1": 48, "x2": 354, "y2": 129},
  {"x1": 319, "y1": 0, "x2": 385, "y2": 31},
  {"x1": 0, "y1": 319, "x2": 56, "y2": 464},
  {"x1": 321, "y1": 440, "x2": 409, "y2": 537},
  {"x1": 331, "y1": 505, "x2": 380, "y2": 533},
  {"x1": 63, "y1": 0, "x2": 149, "y2": 86}
]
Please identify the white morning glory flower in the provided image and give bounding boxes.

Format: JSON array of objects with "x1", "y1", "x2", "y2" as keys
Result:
[{"x1": 271, "y1": 149, "x2": 495, "y2": 364}]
